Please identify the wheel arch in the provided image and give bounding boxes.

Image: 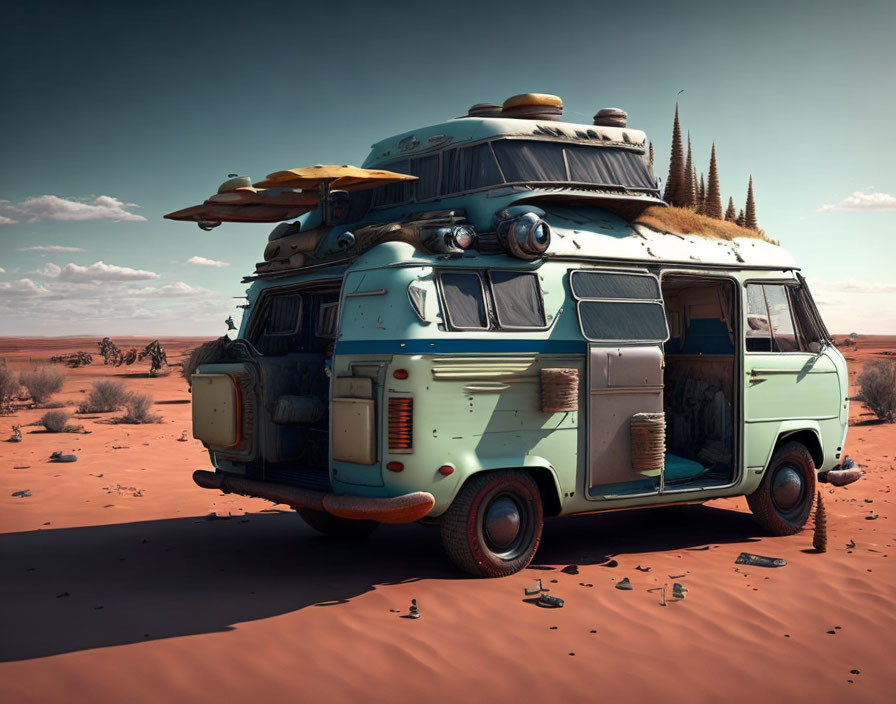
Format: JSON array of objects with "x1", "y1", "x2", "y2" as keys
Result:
[
  {"x1": 771, "y1": 422, "x2": 824, "y2": 471},
  {"x1": 450, "y1": 458, "x2": 563, "y2": 517}
]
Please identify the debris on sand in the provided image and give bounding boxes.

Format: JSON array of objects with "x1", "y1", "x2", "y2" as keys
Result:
[
  {"x1": 49, "y1": 451, "x2": 78, "y2": 463},
  {"x1": 615, "y1": 577, "x2": 632, "y2": 590},
  {"x1": 535, "y1": 594, "x2": 564, "y2": 608},
  {"x1": 11, "y1": 489, "x2": 31, "y2": 497},
  {"x1": 735, "y1": 552, "x2": 787, "y2": 568},
  {"x1": 7, "y1": 425, "x2": 22, "y2": 442},
  {"x1": 405, "y1": 599, "x2": 420, "y2": 619},
  {"x1": 524, "y1": 578, "x2": 550, "y2": 596},
  {"x1": 672, "y1": 583, "x2": 688, "y2": 600},
  {"x1": 846, "y1": 539, "x2": 856, "y2": 549},
  {"x1": 635, "y1": 565, "x2": 651, "y2": 572}
]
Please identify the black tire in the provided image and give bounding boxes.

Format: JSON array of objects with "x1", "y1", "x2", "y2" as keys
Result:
[
  {"x1": 297, "y1": 508, "x2": 379, "y2": 539},
  {"x1": 747, "y1": 441, "x2": 817, "y2": 535},
  {"x1": 440, "y1": 470, "x2": 543, "y2": 577}
]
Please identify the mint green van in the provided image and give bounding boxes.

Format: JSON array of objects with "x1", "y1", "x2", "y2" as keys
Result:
[{"x1": 169, "y1": 94, "x2": 854, "y2": 577}]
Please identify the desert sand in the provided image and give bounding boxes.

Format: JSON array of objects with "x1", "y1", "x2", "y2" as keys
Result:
[{"x1": 1, "y1": 336, "x2": 894, "y2": 703}]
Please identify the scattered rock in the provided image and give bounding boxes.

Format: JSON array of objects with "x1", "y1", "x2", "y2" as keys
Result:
[
  {"x1": 49, "y1": 451, "x2": 77, "y2": 463},
  {"x1": 11, "y1": 489, "x2": 31, "y2": 498},
  {"x1": 615, "y1": 577, "x2": 632, "y2": 590},
  {"x1": 635, "y1": 565, "x2": 651, "y2": 572}
]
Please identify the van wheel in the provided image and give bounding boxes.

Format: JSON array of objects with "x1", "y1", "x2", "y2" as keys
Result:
[
  {"x1": 297, "y1": 508, "x2": 378, "y2": 539},
  {"x1": 440, "y1": 470, "x2": 543, "y2": 577},
  {"x1": 747, "y1": 441, "x2": 817, "y2": 535}
]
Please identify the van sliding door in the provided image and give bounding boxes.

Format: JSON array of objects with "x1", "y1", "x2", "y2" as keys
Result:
[{"x1": 571, "y1": 270, "x2": 669, "y2": 498}]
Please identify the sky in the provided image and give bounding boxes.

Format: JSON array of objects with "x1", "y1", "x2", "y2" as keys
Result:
[{"x1": 1, "y1": 0, "x2": 894, "y2": 336}]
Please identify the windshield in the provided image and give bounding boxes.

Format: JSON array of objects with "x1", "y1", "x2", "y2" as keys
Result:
[{"x1": 368, "y1": 138, "x2": 658, "y2": 209}]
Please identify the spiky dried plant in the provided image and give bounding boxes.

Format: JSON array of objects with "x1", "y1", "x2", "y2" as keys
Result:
[
  {"x1": 813, "y1": 491, "x2": 828, "y2": 552},
  {"x1": 745, "y1": 176, "x2": 758, "y2": 230}
]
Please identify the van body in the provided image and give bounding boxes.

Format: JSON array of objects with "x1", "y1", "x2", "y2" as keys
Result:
[{"x1": 173, "y1": 97, "x2": 852, "y2": 576}]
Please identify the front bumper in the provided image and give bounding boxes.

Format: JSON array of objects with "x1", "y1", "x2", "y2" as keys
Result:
[{"x1": 192, "y1": 469, "x2": 435, "y2": 523}]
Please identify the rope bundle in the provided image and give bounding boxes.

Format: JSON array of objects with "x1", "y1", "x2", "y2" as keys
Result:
[
  {"x1": 541, "y1": 368, "x2": 579, "y2": 412},
  {"x1": 631, "y1": 412, "x2": 666, "y2": 473}
]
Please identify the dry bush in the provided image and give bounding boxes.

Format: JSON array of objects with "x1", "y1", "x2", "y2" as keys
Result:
[
  {"x1": 18, "y1": 366, "x2": 65, "y2": 404},
  {"x1": 0, "y1": 360, "x2": 20, "y2": 413},
  {"x1": 36, "y1": 409, "x2": 82, "y2": 433},
  {"x1": 634, "y1": 205, "x2": 779, "y2": 245},
  {"x1": 79, "y1": 379, "x2": 129, "y2": 413},
  {"x1": 114, "y1": 392, "x2": 161, "y2": 424},
  {"x1": 858, "y1": 359, "x2": 896, "y2": 422}
]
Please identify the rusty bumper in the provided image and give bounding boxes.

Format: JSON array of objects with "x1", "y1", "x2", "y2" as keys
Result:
[{"x1": 192, "y1": 469, "x2": 435, "y2": 524}]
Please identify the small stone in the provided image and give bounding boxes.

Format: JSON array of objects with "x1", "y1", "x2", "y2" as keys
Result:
[{"x1": 615, "y1": 577, "x2": 632, "y2": 590}]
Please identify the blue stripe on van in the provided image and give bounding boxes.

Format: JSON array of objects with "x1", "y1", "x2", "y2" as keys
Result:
[{"x1": 334, "y1": 339, "x2": 587, "y2": 355}]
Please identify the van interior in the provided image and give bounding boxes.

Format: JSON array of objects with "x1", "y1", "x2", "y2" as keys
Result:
[
  {"x1": 660, "y1": 275, "x2": 737, "y2": 489},
  {"x1": 588, "y1": 274, "x2": 738, "y2": 498}
]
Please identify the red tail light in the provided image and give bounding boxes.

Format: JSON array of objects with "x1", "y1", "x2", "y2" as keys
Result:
[
  {"x1": 386, "y1": 461, "x2": 404, "y2": 472},
  {"x1": 388, "y1": 397, "x2": 413, "y2": 452}
]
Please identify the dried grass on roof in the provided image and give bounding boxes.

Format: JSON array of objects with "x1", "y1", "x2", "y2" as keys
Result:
[{"x1": 633, "y1": 205, "x2": 779, "y2": 245}]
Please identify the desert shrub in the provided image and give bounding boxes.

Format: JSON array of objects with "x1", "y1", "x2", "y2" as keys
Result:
[
  {"x1": 858, "y1": 359, "x2": 896, "y2": 422},
  {"x1": 0, "y1": 360, "x2": 20, "y2": 413},
  {"x1": 114, "y1": 392, "x2": 161, "y2": 424},
  {"x1": 79, "y1": 379, "x2": 129, "y2": 413},
  {"x1": 18, "y1": 366, "x2": 65, "y2": 404},
  {"x1": 36, "y1": 409, "x2": 82, "y2": 433}
]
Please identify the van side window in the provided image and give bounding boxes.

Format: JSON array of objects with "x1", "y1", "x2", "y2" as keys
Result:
[
  {"x1": 571, "y1": 270, "x2": 668, "y2": 343},
  {"x1": 441, "y1": 272, "x2": 488, "y2": 329},
  {"x1": 489, "y1": 271, "x2": 546, "y2": 328},
  {"x1": 745, "y1": 283, "x2": 804, "y2": 352}
]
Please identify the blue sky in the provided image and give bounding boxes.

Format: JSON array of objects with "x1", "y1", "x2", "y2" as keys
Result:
[{"x1": 1, "y1": 0, "x2": 894, "y2": 335}]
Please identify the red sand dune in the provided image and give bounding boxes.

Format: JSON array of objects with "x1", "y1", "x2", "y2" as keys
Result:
[{"x1": 1, "y1": 336, "x2": 894, "y2": 702}]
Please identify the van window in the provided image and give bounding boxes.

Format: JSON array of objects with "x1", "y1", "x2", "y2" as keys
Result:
[
  {"x1": 579, "y1": 301, "x2": 668, "y2": 342},
  {"x1": 441, "y1": 272, "x2": 488, "y2": 329},
  {"x1": 745, "y1": 283, "x2": 804, "y2": 352},
  {"x1": 572, "y1": 270, "x2": 667, "y2": 343},
  {"x1": 571, "y1": 271, "x2": 660, "y2": 300},
  {"x1": 489, "y1": 271, "x2": 546, "y2": 328}
]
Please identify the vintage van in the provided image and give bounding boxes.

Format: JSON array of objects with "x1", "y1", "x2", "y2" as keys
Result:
[{"x1": 167, "y1": 94, "x2": 856, "y2": 577}]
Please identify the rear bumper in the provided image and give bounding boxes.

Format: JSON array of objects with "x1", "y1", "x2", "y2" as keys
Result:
[{"x1": 192, "y1": 469, "x2": 435, "y2": 524}]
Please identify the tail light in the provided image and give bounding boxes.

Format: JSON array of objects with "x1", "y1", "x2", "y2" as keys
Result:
[{"x1": 388, "y1": 397, "x2": 413, "y2": 453}]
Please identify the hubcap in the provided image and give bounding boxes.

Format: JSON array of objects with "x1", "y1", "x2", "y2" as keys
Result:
[
  {"x1": 485, "y1": 496, "x2": 521, "y2": 549},
  {"x1": 772, "y1": 465, "x2": 803, "y2": 510}
]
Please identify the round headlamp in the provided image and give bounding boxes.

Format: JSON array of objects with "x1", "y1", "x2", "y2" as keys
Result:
[{"x1": 506, "y1": 213, "x2": 551, "y2": 260}]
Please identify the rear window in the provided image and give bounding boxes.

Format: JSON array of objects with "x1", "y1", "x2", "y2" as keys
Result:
[
  {"x1": 572, "y1": 270, "x2": 668, "y2": 343},
  {"x1": 264, "y1": 294, "x2": 302, "y2": 335}
]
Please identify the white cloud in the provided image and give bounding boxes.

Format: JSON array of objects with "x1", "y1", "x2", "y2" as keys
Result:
[
  {"x1": 37, "y1": 260, "x2": 159, "y2": 283},
  {"x1": 0, "y1": 278, "x2": 51, "y2": 296},
  {"x1": 817, "y1": 191, "x2": 896, "y2": 213},
  {"x1": 187, "y1": 255, "x2": 230, "y2": 268},
  {"x1": 17, "y1": 245, "x2": 85, "y2": 253},
  {"x1": 0, "y1": 267, "x2": 5, "y2": 274},
  {"x1": 129, "y1": 281, "x2": 213, "y2": 297},
  {"x1": 0, "y1": 195, "x2": 146, "y2": 223}
]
